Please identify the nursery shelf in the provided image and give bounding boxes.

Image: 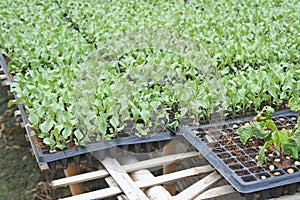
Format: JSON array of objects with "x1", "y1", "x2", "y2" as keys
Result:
[{"x1": 51, "y1": 141, "x2": 300, "y2": 200}]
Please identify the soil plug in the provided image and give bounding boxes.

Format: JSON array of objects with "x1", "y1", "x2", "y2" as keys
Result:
[
  {"x1": 269, "y1": 165, "x2": 275, "y2": 170},
  {"x1": 232, "y1": 124, "x2": 239, "y2": 129},
  {"x1": 273, "y1": 172, "x2": 281, "y2": 176},
  {"x1": 260, "y1": 175, "x2": 267, "y2": 179},
  {"x1": 294, "y1": 161, "x2": 300, "y2": 165}
]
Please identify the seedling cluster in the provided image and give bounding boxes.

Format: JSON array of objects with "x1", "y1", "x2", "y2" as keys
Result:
[{"x1": 237, "y1": 105, "x2": 300, "y2": 165}]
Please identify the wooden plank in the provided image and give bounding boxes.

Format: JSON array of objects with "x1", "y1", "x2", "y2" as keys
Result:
[
  {"x1": 163, "y1": 142, "x2": 177, "y2": 195},
  {"x1": 59, "y1": 187, "x2": 122, "y2": 200},
  {"x1": 122, "y1": 151, "x2": 199, "y2": 172},
  {"x1": 173, "y1": 171, "x2": 222, "y2": 200},
  {"x1": 194, "y1": 185, "x2": 237, "y2": 200},
  {"x1": 58, "y1": 181, "x2": 300, "y2": 200},
  {"x1": 176, "y1": 156, "x2": 205, "y2": 191},
  {"x1": 38, "y1": 162, "x2": 50, "y2": 171},
  {"x1": 136, "y1": 165, "x2": 214, "y2": 189},
  {"x1": 63, "y1": 164, "x2": 84, "y2": 195},
  {"x1": 119, "y1": 154, "x2": 171, "y2": 200},
  {"x1": 52, "y1": 151, "x2": 199, "y2": 188},
  {"x1": 51, "y1": 169, "x2": 109, "y2": 187},
  {"x1": 105, "y1": 176, "x2": 118, "y2": 188},
  {"x1": 101, "y1": 157, "x2": 148, "y2": 200}
]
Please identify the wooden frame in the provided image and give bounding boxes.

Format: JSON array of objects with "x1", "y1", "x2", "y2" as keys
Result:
[{"x1": 51, "y1": 146, "x2": 300, "y2": 200}]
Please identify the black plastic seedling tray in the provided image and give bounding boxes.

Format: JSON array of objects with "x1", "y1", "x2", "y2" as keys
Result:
[
  {"x1": 181, "y1": 110, "x2": 300, "y2": 200},
  {"x1": 0, "y1": 54, "x2": 175, "y2": 171},
  {"x1": 38, "y1": 132, "x2": 174, "y2": 171}
]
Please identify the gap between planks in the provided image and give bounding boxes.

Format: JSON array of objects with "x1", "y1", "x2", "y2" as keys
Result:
[{"x1": 52, "y1": 151, "x2": 199, "y2": 188}]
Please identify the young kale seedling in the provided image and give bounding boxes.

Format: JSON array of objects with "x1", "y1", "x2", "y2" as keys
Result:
[{"x1": 237, "y1": 106, "x2": 300, "y2": 166}]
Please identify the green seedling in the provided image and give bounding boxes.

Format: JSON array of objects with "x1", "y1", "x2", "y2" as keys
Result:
[{"x1": 237, "y1": 106, "x2": 300, "y2": 166}]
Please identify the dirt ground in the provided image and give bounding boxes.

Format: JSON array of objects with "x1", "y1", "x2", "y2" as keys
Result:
[
  {"x1": 0, "y1": 124, "x2": 61, "y2": 200},
  {"x1": 0, "y1": 109, "x2": 71, "y2": 200}
]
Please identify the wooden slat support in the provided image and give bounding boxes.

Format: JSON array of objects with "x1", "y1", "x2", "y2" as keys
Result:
[
  {"x1": 173, "y1": 171, "x2": 222, "y2": 200},
  {"x1": 51, "y1": 147, "x2": 300, "y2": 200},
  {"x1": 163, "y1": 142, "x2": 177, "y2": 195},
  {"x1": 123, "y1": 151, "x2": 199, "y2": 172},
  {"x1": 52, "y1": 151, "x2": 199, "y2": 188},
  {"x1": 194, "y1": 185, "x2": 237, "y2": 200},
  {"x1": 119, "y1": 154, "x2": 172, "y2": 200},
  {"x1": 52, "y1": 169, "x2": 109, "y2": 188},
  {"x1": 101, "y1": 157, "x2": 149, "y2": 200},
  {"x1": 63, "y1": 164, "x2": 85, "y2": 195},
  {"x1": 58, "y1": 162, "x2": 213, "y2": 200},
  {"x1": 136, "y1": 165, "x2": 214, "y2": 189},
  {"x1": 58, "y1": 164, "x2": 214, "y2": 200},
  {"x1": 59, "y1": 187, "x2": 122, "y2": 200},
  {"x1": 56, "y1": 165, "x2": 300, "y2": 200},
  {"x1": 38, "y1": 162, "x2": 50, "y2": 171}
]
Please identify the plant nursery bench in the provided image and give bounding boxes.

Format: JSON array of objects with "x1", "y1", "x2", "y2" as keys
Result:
[{"x1": 50, "y1": 140, "x2": 300, "y2": 200}]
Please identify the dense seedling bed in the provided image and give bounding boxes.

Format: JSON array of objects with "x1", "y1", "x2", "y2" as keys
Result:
[
  {"x1": 57, "y1": 0, "x2": 299, "y2": 69},
  {"x1": 0, "y1": 0, "x2": 299, "y2": 152}
]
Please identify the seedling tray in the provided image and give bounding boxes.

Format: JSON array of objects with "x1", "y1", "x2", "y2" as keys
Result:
[
  {"x1": 0, "y1": 54, "x2": 175, "y2": 171},
  {"x1": 181, "y1": 110, "x2": 300, "y2": 199},
  {"x1": 36, "y1": 131, "x2": 174, "y2": 171}
]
